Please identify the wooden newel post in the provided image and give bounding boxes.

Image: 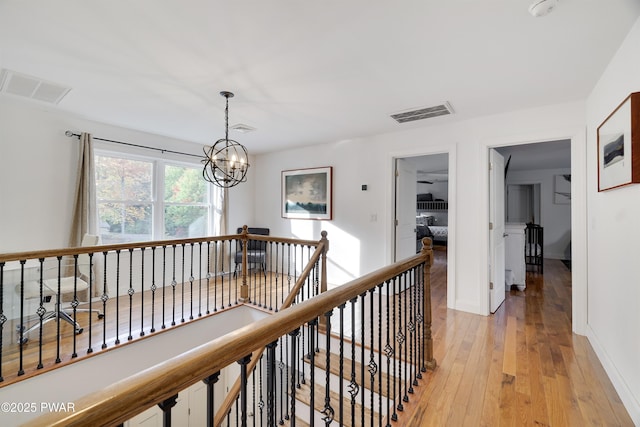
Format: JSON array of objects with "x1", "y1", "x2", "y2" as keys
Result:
[
  {"x1": 421, "y1": 237, "x2": 437, "y2": 371},
  {"x1": 320, "y1": 230, "x2": 329, "y2": 295},
  {"x1": 318, "y1": 230, "x2": 329, "y2": 332},
  {"x1": 240, "y1": 225, "x2": 249, "y2": 302}
]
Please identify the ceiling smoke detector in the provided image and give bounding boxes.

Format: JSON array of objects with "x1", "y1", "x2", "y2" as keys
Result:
[{"x1": 528, "y1": 0, "x2": 558, "y2": 17}]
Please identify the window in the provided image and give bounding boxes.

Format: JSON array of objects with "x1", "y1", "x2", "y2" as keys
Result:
[
  {"x1": 163, "y1": 164, "x2": 209, "y2": 239},
  {"x1": 96, "y1": 152, "x2": 216, "y2": 244}
]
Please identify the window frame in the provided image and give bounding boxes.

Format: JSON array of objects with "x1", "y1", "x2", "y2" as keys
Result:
[{"x1": 95, "y1": 148, "x2": 216, "y2": 243}]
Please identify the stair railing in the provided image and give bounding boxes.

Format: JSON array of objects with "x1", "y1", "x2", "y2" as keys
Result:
[
  {"x1": 0, "y1": 227, "x2": 324, "y2": 386},
  {"x1": 24, "y1": 238, "x2": 436, "y2": 427}
]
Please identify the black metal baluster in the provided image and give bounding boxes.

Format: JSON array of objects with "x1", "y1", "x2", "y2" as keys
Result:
[
  {"x1": 128, "y1": 249, "x2": 134, "y2": 341},
  {"x1": 189, "y1": 243, "x2": 194, "y2": 320},
  {"x1": 139, "y1": 247, "x2": 145, "y2": 337},
  {"x1": 171, "y1": 245, "x2": 177, "y2": 326},
  {"x1": 266, "y1": 340, "x2": 278, "y2": 427},
  {"x1": 416, "y1": 265, "x2": 424, "y2": 378},
  {"x1": 220, "y1": 241, "x2": 225, "y2": 311},
  {"x1": 338, "y1": 303, "x2": 346, "y2": 425},
  {"x1": 322, "y1": 310, "x2": 335, "y2": 426},
  {"x1": 181, "y1": 244, "x2": 186, "y2": 323},
  {"x1": 408, "y1": 269, "x2": 415, "y2": 395},
  {"x1": 270, "y1": 242, "x2": 276, "y2": 311},
  {"x1": 252, "y1": 363, "x2": 257, "y2": 427},
  {"x1": 16, "y1": 260, "x2": 25, "y2": 374},
  {"x1": 259, "y1": 354, "x2": 265, "y2": 425},
  {"x1": 229, "y1": 240, "x2": 233, "y2": 308},
  {"x1": 267, "y1": 241, "x2": 273, "y2": 309},
  {"x1": 378, "y1": 282, "x2": 384, "y2": 426},
  {"x1": 72, "y1": 255, "x2": 80, "y2": 356},
  {"x1": 206, "y1": 242, "x2": 211, "y2": 315},
  {"x1": 397, "y1": 274, "x2": 404, "y2": 412},
  {"x1": 285, "y1": 331, "x2": 290, "y2": 422},
  {"x1": 411, "y1": 268, "x2": 418, "y2": 389},
  {"x1": 289, "y1": 329, "x2": 300, "y2": 427},
  {"x1": 203, "y1": 371, "x2": 220, "y2": 427},
  {"x1": 150, "y1": 247, "x2": 156, "y2": 334},
  {"x1": 391, "y1": 277, "x2": 398, "y2": 421},
  {"x1": 213, "y1": 241, "x2": 218, "y2": 313},
  {"x1": 198, "y1": 242, "x2": 203, "y2": 318},
  {"x1": 227, "y1": 242, "x2": 232, "y2": 307},
  {"x1": 115, "y1": 250, "x2": 121, "y2": 344},
  {"x1": 54, "y1": 257, "x2": 62, "y2": 363},
  {"x1": 239, "y1": 354, "x2": 252, "y2": 427},
  {"x1": 348, "y1": 297, "x2": 359, "y2": 427},
  {"x1": 87, "y1": 252, "x2": 95, "y2": 353},
  {"x1": 368, "y1": 288, "x2": 377, "y2": 427},
  {"x1": 0, "y1": 262, "x2": 4, "y2": 382},
  {"x1": 102, "y1": 252, "x2": 109, "y2": 348},
  {"x1": 360, "y1": 292, "x2": 366, "y2": 427},
  {"x1": 36, "y1": 258, "x2": 44, "y2": 368},
  {"x1": 161, "y1": 246, "x2": 167, "y2": 330},
  {"x1": 279, "y1": 336, "x2": 285, "y2": 425},
  {"x1": 158, "y1": 394, "x2": 178, "y2": 427},
  {"x1": 385, "y1": 280, "x2": 393, "y2": 427},
  {"x1": 308, "y1": 319, "x2": 317, "y2": 427},
  {"x1": 403, "y1": 272, "x2": 409, "y2": 404}
]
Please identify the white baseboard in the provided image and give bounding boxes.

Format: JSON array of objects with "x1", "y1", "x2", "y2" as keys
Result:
[{"x1": 586, "y1": 325, "x2": 640, "y2": 425}]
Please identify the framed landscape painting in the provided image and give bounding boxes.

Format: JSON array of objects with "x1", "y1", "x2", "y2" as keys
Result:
[
  {"x1": 282, "y1": 167, "x2": 332, "y2": 220},
  {"x1": 597, "y1": 92, "x2": 640, "y2": 191}
]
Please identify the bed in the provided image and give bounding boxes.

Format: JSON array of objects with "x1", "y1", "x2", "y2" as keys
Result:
[
  {"x1": 525, "y1": 223, "x2": 543, "y2": 273},
  {"x1": 416, "y1": 215, "x2": 448, "y2": 248}
]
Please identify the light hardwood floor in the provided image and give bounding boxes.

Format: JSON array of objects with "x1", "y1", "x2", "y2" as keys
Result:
[{"x1": 400, "y1": 248, "x2": 633, "y2": 426}]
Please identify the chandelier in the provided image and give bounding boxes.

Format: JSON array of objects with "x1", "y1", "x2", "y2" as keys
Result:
[{"x1": 202, "y1": 91, "x2": 249, "y2": 188}]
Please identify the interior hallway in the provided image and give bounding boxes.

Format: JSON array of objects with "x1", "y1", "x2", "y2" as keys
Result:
[{"x1": 399, "y1": 249, "x2": 632, "y2": 426}]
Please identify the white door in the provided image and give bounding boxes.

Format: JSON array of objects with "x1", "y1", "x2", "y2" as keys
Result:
[
  {"x1": 394, "y1": 158, "x2": 417, "y2": 261},
  {"x1": 489, "y1": 149, "x2": 506, "y2": 313}
]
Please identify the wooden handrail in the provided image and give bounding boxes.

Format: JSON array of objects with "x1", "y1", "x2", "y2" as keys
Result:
[
  {"x1": 0, "y1": 232, "x2": 320, "y2": 264},
  {"x1": 213, "y1": 232, "x2": 328, "y2": 426},
  {"x1": 25, "y1": 240, "x2": 432, "y2": 427}
]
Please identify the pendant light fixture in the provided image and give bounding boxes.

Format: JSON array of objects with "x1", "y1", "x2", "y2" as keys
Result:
[{"x1": 202, "y1": 91, "x2": 249, "y2": 187}]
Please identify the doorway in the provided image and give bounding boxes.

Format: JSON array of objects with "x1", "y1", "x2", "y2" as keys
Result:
[
  {"x1": 393, "y1": 152, "x2": 451, "y2": 301},
  {"x1": 489, "y1": 139, "x2": 573, "y2": 313}
]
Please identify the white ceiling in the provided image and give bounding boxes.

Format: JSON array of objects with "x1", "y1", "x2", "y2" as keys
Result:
[{"x1": 1, "y1": 1, "x2": 639, "y2": 154}]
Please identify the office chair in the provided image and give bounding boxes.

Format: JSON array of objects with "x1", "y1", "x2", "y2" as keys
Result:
[{"x1": 17, "y1": 234, "x2": 103, "y2": 343}]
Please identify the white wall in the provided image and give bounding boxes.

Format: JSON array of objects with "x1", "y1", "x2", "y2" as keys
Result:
[
  {"x1": 586, "y1": 15, "x2": 640, "y2": 424},
  {"x1": 506, "y1": 168, "x2": 572, "y2": 259},
  {"x1": 0, "y1": 96, "x2": 255, "y2": 253},
  {"x1": 253, "y1": 101, "x2": 585, "y2": 315}
]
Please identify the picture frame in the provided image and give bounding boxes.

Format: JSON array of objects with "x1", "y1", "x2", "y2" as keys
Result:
[
  {"x1": 554, "y1": 174, "x2": 571, "y2": 204},
  {"x1": 282, "y1": 166, "x2": 333, "y2": 220},
  {"x1": 597, "y1": 92, "x2": 640, "y2": 191}
]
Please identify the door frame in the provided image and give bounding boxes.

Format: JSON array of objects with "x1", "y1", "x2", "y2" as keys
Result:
[
  {"x1": 479, "y1": 129, "x2": 587, "y2": 334},
  {"x1": 388, "y1": 144, "x2": 457, "y2": 310}
]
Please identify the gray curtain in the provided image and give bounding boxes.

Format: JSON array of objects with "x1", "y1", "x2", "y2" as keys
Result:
[
  {"x1": 68, "y1": 132, "x2": 99, "y2": 297},
  {"x1": 69, "y1": 132, "x2": 97, "y2": 247}
]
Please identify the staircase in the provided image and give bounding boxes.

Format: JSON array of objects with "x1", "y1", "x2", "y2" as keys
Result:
[{"x1": 289, "y1": 334, "x2": 398, "y2": 427}]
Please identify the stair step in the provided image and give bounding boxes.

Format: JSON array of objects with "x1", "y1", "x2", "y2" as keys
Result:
[
  {"x1": 281, "y1": 416, "x2": 310, "y2": 427},
  {"x1": 304, "y1": 349, "x2": 393, "y2": 398},
  {"x1": 294, "y1": 381, "x2": 379, "y2": 427}
]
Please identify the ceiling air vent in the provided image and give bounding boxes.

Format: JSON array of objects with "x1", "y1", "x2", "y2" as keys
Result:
[
  {"x1": 230, "y1": 123, "x2": 256, "y2": 133},
  {"x1": 0, "y1": 69, "x2": 71, "y2": 105},
  {"x1": 390, "y1": 102, "x2": 454, "y2": 124}
]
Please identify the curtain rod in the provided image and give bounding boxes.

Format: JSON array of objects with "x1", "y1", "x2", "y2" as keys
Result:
[{"x1": 65, "y1": 131, "x2": 202, "y2": 159}]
